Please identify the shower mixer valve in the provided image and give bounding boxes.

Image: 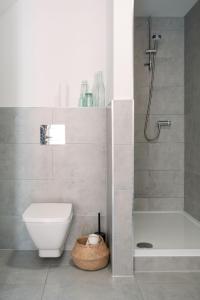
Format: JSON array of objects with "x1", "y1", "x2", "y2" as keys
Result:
[{"x1": 157, "y1": 120, "x2": 172, "y2": 128}]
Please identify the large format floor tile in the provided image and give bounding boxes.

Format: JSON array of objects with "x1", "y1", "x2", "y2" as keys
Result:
[
  {"x1": 45, "y1": 264, "x2": 143, "y2": 299},
  {"x1": 45, "y1": 264, "x2": 112, "y2": 286},
  {"x1": 1, "y1": 251, "x2": 200, "y2": 300},
  {"x1": 0, "y1": 251, "x2": 48, "y2": 286},
  {"x1": 0, "y1": 284, "x2": 44, "y2": 300},
  {"x1": 135, "y1": 272, "x2": 200, "y2": 284},
  {"x1": 138, "y1": 282, "x2": 200, "y2": 300},
  {"x1": 43, "y1": 272, "x2": 143, "y2": 300}
]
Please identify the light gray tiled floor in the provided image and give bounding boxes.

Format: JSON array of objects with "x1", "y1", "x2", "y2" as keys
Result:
[{"x1": 0, "y1": 251, "x2": 200, "y2": 300}]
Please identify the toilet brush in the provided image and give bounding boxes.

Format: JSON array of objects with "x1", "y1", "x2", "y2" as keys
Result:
[{"x1": 95, "y1": 212, "x2": 106, "y2": 242}]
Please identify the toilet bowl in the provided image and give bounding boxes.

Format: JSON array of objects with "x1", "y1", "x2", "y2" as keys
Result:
[{"x1": 23, "y1": 203, "x2": 73, "y2": 258}]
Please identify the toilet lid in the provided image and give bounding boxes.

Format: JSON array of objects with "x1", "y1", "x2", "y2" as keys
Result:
[{"x1": 23, "y1": 203, "x2": 73, "y2": 223}]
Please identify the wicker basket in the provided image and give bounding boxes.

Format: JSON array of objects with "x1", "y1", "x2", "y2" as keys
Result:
[{"x1": 72, "y1": 236, "x2": 109, "y2": 271}]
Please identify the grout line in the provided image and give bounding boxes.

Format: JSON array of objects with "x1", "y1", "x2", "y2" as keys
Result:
[
  {"x1": 133, "y1": 210, "x2": 183, "y2": 214},
  {"x1": 0, "y1": 107, "x2": 107, "y2": 109},
  {"x1": 135, "y1": 169, "x2": 184, "y2": 172},
  {"x1": 134, "y1": 197, "x2": 184, "y2": 199},
  {"x1": 40, "y1": 264, "x2": 50, "y2": 300},
  {"x1": 135, "y1": 270, "x2": 200, "y2": 274},
  {"x1": 134, "y1": 142, "x2": 184, "y2": 144},
  {"x1": 135, "y1": 141, "x2": 184, "y2": 144},
  {"x1": 135, "y1": 279, "x2": 146, "y2": 300},
  {"x1": 0, "y1": 142, "x2": 107, "y2": 146},
  {"x1": 134, "y1": 113, "x2": 184, "y2": 116},
  {"x1": 135, "y1": 170, "x2": 184, "y2": 172}
]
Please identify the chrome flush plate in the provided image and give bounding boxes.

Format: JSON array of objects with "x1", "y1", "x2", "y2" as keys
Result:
[{"x1": 40, "y1": 124, "x2": 65, "y2": 145}]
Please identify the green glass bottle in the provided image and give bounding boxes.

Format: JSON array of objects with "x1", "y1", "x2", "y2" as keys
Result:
[
  {"x1": 85, "y1": 92, "x2": 93, "y2": 107},
  {"x1": 79, "y1": 81, "x2": 88, "y2": 107}
]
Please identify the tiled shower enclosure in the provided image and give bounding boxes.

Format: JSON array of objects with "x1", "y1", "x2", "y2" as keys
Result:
[{"x1": 134, "y1": 17, "x2": 184, "y2": 212}]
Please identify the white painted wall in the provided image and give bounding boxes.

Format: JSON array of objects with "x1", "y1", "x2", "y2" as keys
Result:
[
  {"x1": 0, "y1": 0, "x2": 106, "y2": 107},
  {"x1": 0, "y1": 0, "x2": 17, "y2": 14},
  {"x1": 113, "y1": 0, "x2": 133, "y2": 100},
  {"x1": 106, "y1": 0, "x2": 113, "y2": 103}
]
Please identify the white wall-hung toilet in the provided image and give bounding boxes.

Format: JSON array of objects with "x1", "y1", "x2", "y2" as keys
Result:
[{"x1": 23, "y1": 203, "x2": 73, "y2": 258}]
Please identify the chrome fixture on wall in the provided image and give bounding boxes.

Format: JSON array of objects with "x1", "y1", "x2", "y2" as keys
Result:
[
  {"x1": 144, "y1": 17, "x2": 171, "y2": 142},
  {"x1": 157, "y1": 120, "x2": 172, "y2": 128},
  {"x1": 40, "y1": 124, "x2": 65, "y2": 145}
]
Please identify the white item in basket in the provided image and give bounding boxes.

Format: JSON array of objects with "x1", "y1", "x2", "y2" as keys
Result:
[{"x1": 87, "y1": 234, "x2": 100, "y2": 245}]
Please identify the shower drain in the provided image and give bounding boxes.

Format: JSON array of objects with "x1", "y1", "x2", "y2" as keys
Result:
[{"x1": 137, "y1": 242, "x2": 153, "y2": 248}]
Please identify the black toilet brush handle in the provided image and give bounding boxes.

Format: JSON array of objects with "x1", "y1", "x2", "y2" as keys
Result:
[{"x1": 98, "y1": 212, "x2": 101, "y2": 234}]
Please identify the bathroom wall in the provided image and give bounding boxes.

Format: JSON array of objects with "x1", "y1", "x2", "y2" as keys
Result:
[
  {"x1": 134, "y1": 17, "x2": 184, "y2": 211},
  {"x1": 106, "y1": 106, "x2": 112, "y2": 254},
  {"x1": 0, "y1": 0, "x2": 107, "y2": 107},
  {"x1": 112, "y1": 100, "x2": 134, "y2": 276},
  {"x1": 106, "y1": 0, "x2": 113, "y2": 104},
  {"x1": 0, "y1": 0, "x2": 135, "y2": 278},
  {"x1": 0, "y1": 107, "x2": 107, "y2": 250},
  {"x1": 185, "y1": 1, "x2": 200, "y2": 221},
  {"x1": 106, "y1": 0, "x2": 134, "y2": 277},
  {"x1": 106, "y1": 100, "x2": 134, "y2": 276},
  {"x1": 113, "y1": 0, "x2": 134, "y2": 100},
  {"x1": 0, "y1": 0, "x2": 108, "y2": 249}
]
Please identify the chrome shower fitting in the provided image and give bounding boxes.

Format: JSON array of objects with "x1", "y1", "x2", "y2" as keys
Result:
[
  {"x1": 144, "y1": 18, "x2": 162, "y2": 71},
  {"x1": 145, "y1": 49, "x2": 157, "y2": 54},
  {"x1": 157, "y1": 120, "x2": 172, "y2": 128},
  {"x1": 152, "y1": 34, "x2": 162, "y2": 40},
  {"x1": 143, "y1": 17, "x2": 172, "y2": 142},
  {"x1": 144, "y1": 34, "x2": 162, "y2": 70}
]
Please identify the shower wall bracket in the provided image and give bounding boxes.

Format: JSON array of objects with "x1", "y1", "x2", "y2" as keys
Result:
[{"x1": 145, "y1": 49, "x2": 157, "y2": 54}]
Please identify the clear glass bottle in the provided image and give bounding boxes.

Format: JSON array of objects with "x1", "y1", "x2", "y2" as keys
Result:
[
  {"x1": 79, "y1": 81, "x2": 88, "y2": 107},
  {"x1": 98, "y1": 72, "x2": 105, "y2": 107},
  {"x1": 85, "y1": 92, "x2": 93, "y2": 107},
  {"x1": 92, "y1": 71, "x2": 105, "y2": 107},
  {"x1": 92, "y1": 73, "x2": 99, "y2": 106}
]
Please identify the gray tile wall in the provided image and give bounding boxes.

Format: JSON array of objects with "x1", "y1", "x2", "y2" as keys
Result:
[
  {"x1": 112, "y1": 100, "x2": 134, "y2": 276},
  {"x1": 185, "y1": 1, "x2": 200, "y2": 221},
  {"x1": 106, "y1": 106, "x2": 112, "y2": 256},
  {"x1": 0, "y1": 108, "x2": 107, "y2": 250},
  {"x1": 134, "y1": 17, "x2": 184, "y2": 211}
]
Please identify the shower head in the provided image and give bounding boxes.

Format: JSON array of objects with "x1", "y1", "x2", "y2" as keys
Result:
[{"x1": 152, "y1": 34, "x2": 162, "y2": 40}]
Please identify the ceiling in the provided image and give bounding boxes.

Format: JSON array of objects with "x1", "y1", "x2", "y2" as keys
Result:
[
  {"x1": 0, "y1": 0, "x2": 17, "y2": 14},
  {"x1": 135, "y1": 0, "x2": 198, "y2": 17}
]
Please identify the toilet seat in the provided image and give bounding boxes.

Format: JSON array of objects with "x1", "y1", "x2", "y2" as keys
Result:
[{"x1": 23, "y1": 203, "x2": 73, "y2": 223}]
